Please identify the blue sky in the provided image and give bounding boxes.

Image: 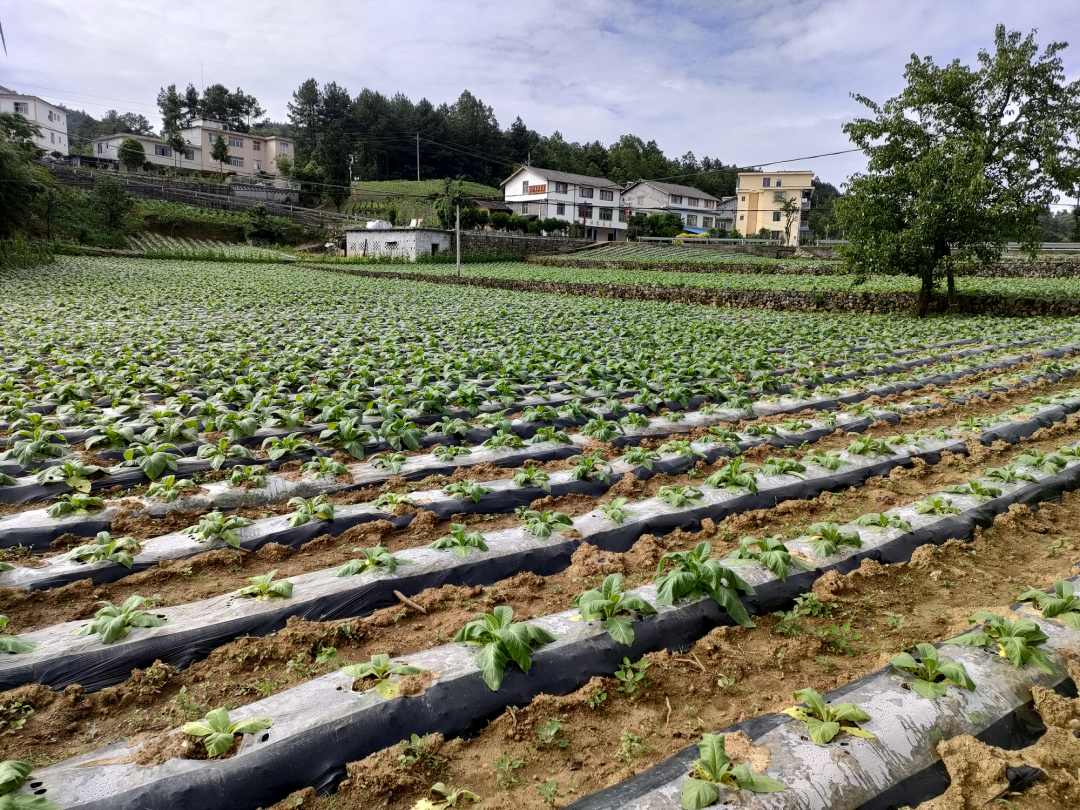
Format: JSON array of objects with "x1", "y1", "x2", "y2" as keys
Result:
[{"x1": 3, "y1": 0, "x2": 1079, "y2": 186}]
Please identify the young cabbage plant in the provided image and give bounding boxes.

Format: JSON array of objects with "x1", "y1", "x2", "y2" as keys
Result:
[
  {"x1": 342, "y1": 653, "x2": 424, "y2": 699},
  {"x1": 805, "y1": 449, "x2": 848, "y2": 471},
  {"x1": 844, "y1": 435, "x2": 895, "y2": 458},
  {"x1": 84, "y1": 425, "x2": 136, "y2": 452},
  {"x1": 370, "y1": 452, "x2": 407, "y2": 473},
  {"x1": 804, "y1": 523, "x2": 863, "y2": 557},
  {"x1": 657, "y1": 440, "x2": 705, "y2": 461},
  {"x1": 619, "y1": 447, "x2": 661, "y2": 471},
  {"x1": 512, "y1": 463, "x2": 551, "y2": 492},
  {"x1": 226, "y1": 466, "x2": 268, "y2": 488},
  {"x1": 475, "y1": 410, "x2": 512, "y2": 433},
  {"x1": 597, "y1": 497, "x2": 631, "y2": 523},
  {"x1": 680, "y1": 733, "x2": 785, "y2": 809},
  {"x1": 704, "y1": 459, "x2": 760, "y2": 494},
  {"x1": 742, "y1": 424, "x2": 778, "y2": 439},
  {"x1": 984, "y1": 463, "x2": 1038, "y2": 484},
  {"x1": 1014, "y1": 450, "x2": 1068, "y2": 475},
  {"x1": 234, "y1": 570, "x2": 294, "y2": 600},
  {"x1": 915, "y1": 495, "x2": 961, "y2": 515},
  {"x1": 1018, "y1": 580, "x2": 1080, "y2": 629},
  {"x1": 851, "y1": 513, "x2": 913, "y2": 533},
  {"x1": 261, "y1": 432, "x2": 317, "y2": 461},
  {"x1": 0, "y1": 616, "x2": 37, "y2": 655},
  {"x1": 727, "y1": 535, "x2": 813, "y2": 582},
  {"x1": 197, "y1": 438, "x2": 255, "y2": 471},
  {"x1": 434, "y1": 444, "x2": 472, "y2": 461},
  {"x1": 68, "y1": 532, "x2": 141, "y2": 569},
  {"x1": 481, "y1": 429, "x2": 524, "y2": 450},
  {"x1": 944, "y1": 481, "x2": 1003, "y2": 500},
  {"x1": 121, "y1": 441, "x2": 180, "y2": 480},
  {"x1": 34, "y1": 460, "x2": 105, "y2": 493},
  {"x1": 443, "y1": 479, "x2": 493, "y2": 504},
  {"x1": 336, "y1": 545, "x2": 413, "y2": 577},
  {"x1": 521, "y1": 510, "x2": 574, "y2": 539},
  {"x1": 74, "y1": 595, "x2": 167, "y2": 644},
  {"x1": 301, "y1": 456, "x2": 348, "y2": 479},
  {"x1": 372, "y1": 491, "x2": 418, "y2": 511},
  {"x1": 182, "y1": 707, "x2": 274, "y2": 758},
  {"x1": 568, "y1": 452, "x2": 612, "y2": 484},
  {"x1": 574, "y1": 573, "x2": 656, "y2": 646},
  {"x1": 526, "y1": 426, "x2": 572, "y2": 446},
  {"x1": 453, "y1": 606, "x2": 558, "y2": 691},
  {"x1": 657, "y1": 485, "x2": 705, "y2": 508},
  {"x1": 520, "y1": 405, "x2": 559, "y2": 423},
  {"x1": 184, "y1": 510, "x2": 255, "y2": 550},
  {"x1": 46, "y1": 493, "x2": 104, "y2": 518},
  {"x1": 580, "y1": 417, "x2": 624, "y2": 442},
  {"x1": 0, "y1": 759, "x2": 61, "y2": 809},
  {"x1": 889, "y1": 644, "x2": 976, "y2": 699},
  {"x1": 619, "y1": 412, "x2": 652, "y2": 429},
  {"x1": 379, "y1": 418, "x2": 425, "y2": 452},
  {"x1": 429, "y1": 524, "x2": 489, "y2": 558},
  {"x1": 287, "y1": 494, "x2": 335, "y2": 527},
  {"x1": 319, "y1": 418, "x2": 375, "y2": 460},
  {"x1": 944, "y1": 612, "x2": 1054, "y2": 674},
  {"x1": 781, "y1": 687, "x2": 874, "y2": 745},
  {"x1": 655, "y1": 542, "x2": 755, "y2": 627},
  {"x1": 781, "y1": 418, "x2": 812, "y2": 432},
  {"x1": 760, "y1": 457, "x2": 807, "y2": 479}
]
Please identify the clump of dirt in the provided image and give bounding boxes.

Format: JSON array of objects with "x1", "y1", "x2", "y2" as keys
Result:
[
  {"x1": 111, "y1": 506, "x2": 206, "y2": 541},
  {"x1": 566, "y1": 542, "x2": 625, "y2": 579},
  {"x1": 528, "y1": 493, "x2": 601, "y2": 517}
]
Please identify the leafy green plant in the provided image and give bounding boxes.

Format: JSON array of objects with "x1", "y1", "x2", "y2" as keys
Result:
[
  {"x1": 234, "y1": 570, "x2": 294, "y2": 600},
  {"x1": 226, "y1": 466, "x2": 267, "y2": 488},
  {"x1": 336, "y1": 545, "x2": 412, "y2": 577},
  {"x1": 182, "y1": 707, "x2": 274, "y2": 757},
  {"x1": 804, "y1": 523, "x2": 863, "y2": 557},
  {"x1": 147, "y1": 474, "x2": 197, "y2": 501},
  {"x1": 657, "y1": 485, "x2": 705, "y2": 507},
  {"x1": 845, "y1": 435, "x2": 895, "y2": 457},
  {"x1": 0, "y1": 617, "x2": 37, "y2": 655},
  {"x1": 536, "y1": 717, "x2": 568, "y2": 748},
  {"x1": 521, "y1": 510, "x2": 574, "y2": 539},
  {"x1": 984, "y1": 463, "x2": 1038, "y2": 484},
  {"x1": 574, "y1": 573, "x2": 657, "y2": 645},
  {"x1": 442, "y1": 479, "x2": 492, "y2": 504},
  {"x1": 727, "y1": 535, "x2": 812, "y2": 581},
  {"x1": 0, "y1": 759, "x2": 61, "y2": 809},
  {"x1": 568, "y1": 452, "x2": 612, "y2": 484},
  {"x1": 805, "y1": 449, "x2": 848, "y2": 471},
  {"x1": 944, "y1": 481, "x2": 1003, "y2": 499},
  {"x1": 527, "y1": 426, "x2": 572, "y2": 445},
  {"x1": 492, "y1": 754, "x2": 525, "y2": 789},
  {"x1": 680, "y1": 733, "x2": 785, "y2": 808},
  {"x1": 818, "y1": 621, "x2": 862, "y2": 655},
  {"x1": 429, "y1": 524, "x2": 488, "y2": 558},
  {"x1": 319, "y1": 418, "x2": 375, "y2": 459},
  {"x1": 67, "y1": 532, "x2": 140, "y2": 568},
  {"x1": 74, "y1": 595, "x2": 167, "y2": 644},
  {"x1": 342, "y1": 653, "x2": 423, "y2": 699},
  {"x1": 480, "y1": 429, "x2": 524, "y2": 450},
  {"x1": 852, "y1": 513, "x2": 913, "y2": 532},
  {"x1": 261, "y1": 433, "x2": 317, "y2": 461},
  {"x1": 34, "y1": 460, "x2": 105, "y2": 493},
  {"x1": 418, "y1": 782, "x2": 480, "y2": 809},
  {"x1": 4, "y1": 425, "x2": 68, "y2": 465},
  {"x1": 581, "y1": 417, "x2": 624, "y2": 441},
  {"x1": 889, "y1": 643, "x2": 976, "y2": 699},
  {"x1": 944, "y1": 613, "x2": 1054, "y2": 674},
  {"x1": 372, "y1": 491, "x2": 418, "y2": 511},
  {"x1": 781, "y1": 687, "x2": 874, "y2": 744},
  {"x1": 1018, "y1": 580, "x2": 1080, "y2": 628},
  {"x1": 512, "y1": 463, "x2": 551, "y2": 492},
  {"x1": 434, "y1": 444, "x2": 472, "y2": 461},
  {"x1": 915, "y1": 495, "x2": 961, "y2": 515},
  {"x1": 614, "y1": 655, "x2": 651, "y2": 697},
  {"x1": 655, "y1": 542, "x2": 755, "y2": 626},
  {"x1": 704, "y1": 458, "x2": 760, "y2": 494},
  {"x1": 619, "y1": 412, "x2": 652, "y2": 429},
  {"x1": 120, "y1": 441, "x2": 180, "y2": 480},
  {"x1": 370, "y1": 452, "x2": 407, "y2": 473},
  {"x1": 657, "y1": 439, "x2": 705, "y2": 460},
  {"x1": 46, "y1": 493, "x2": 104, "y2": 518},
  {"x1": 301, "y1": 456, "x2": 349, "y2": 479},
  {"x1": 184, "y1": 510, "x2": 255, "y2": 549},
  {"x1": 597, "y1": 497, "x2": 631, "y2": 523},
  {"x1": 287, "y1": 494, "x2": 335, "y2": 526},
  {"x1": 760, "y1": 457, "x2": 807, "y2": 479},
  {"x1": 379, "y1": 418, "x2": 425, "y2": 452},
  {"x1": 452, "y1": 606, "x2": 557, "y2": 691},
  {"x1": 197, "y1": 438, "x2": 255, "y2": 470},
  {"x1": 619, "y1": 446, "x2": 661, "y2": 471},
  {"x1": 1014, "y1": 449, "x2": 1068, "y2": 474}
]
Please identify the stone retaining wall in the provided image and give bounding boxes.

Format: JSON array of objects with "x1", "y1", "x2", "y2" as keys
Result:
[{"x1": 455, "y1": 231, "x2": 593, "y2": 257}]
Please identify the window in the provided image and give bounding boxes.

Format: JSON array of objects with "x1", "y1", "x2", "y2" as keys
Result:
[
  {"x1": 774, "y1": 192, "x2": 785, "y2": 203},
  {"x1": 703, "y1": 216, "x2": 713, "y2": 228},
  {"x1": 13, "y1": 102, "x2": 28, "y2": 115},
  {"x1": 521, "y1": 203, "x2": 529, "y2": 215},
  {"x1": 579, "y1": 188, "x2": 593, "y2": 198},
  {"x1": 686, "y1": 215, "x2": 697, "y2": 227},
  {"x1": 670, "y1": 194, "x2": 683, "y2": 205},
  {"x1": 556, "y1": 202, "x2": 565, "y2": 215},
  {"x1": 739, "y1": 214, "x2": 745, "y2": 220},
  {"x1": 522, "y1": 181, "x2": 529, "y2": 194},
  {"x1": 599, "y1": 208, "x2": 613, "y2": 221},
  {"x1": 762, "y1": 178, "x2": 771, "y2": 187},
  {"x1": 184, "y1": 150, "x2": 194, "y2": 161},
  {"x1": 740, "y1": 195, "x2": 746, "y2": 202},
  {"x1": 599, "y1": 189, "x2": 613, "y2": 201},
  {"x1": 228, "y1": 136, "x2": 243, "y2": 148},
  {"x1": 96, "y1": 143, "x2": 103, "y2": 154},
  {"x1": 771, "y1": 231, "x2": 781, "y2": 239},
  {"x1": 772, "y1": 211, "x2": 782, "y2": 222},
  {"x1": 278, "y1": 143, "x2": 289, "y2": 154},
  {"x1": 619, "y1": 209, "x2": 627, "y2": 222},
  {"x1": 688, "y1": 197, "x2": 699, "y2": 206},
  {"x1": 252, "y1": 141, "x2": 261, "y2": 151},
  {"x1": 776, "y1": 180, "x2": 782, "y2": 187},
  {"x1": 50, "y1": 133, "x2": 55, "y2": 143},
  {"x1": 229, "y1": 156, "x2": 244, "y2": 167},
  {"x1": 154, "y1": 145, "x2": 173, "y2": 157},
  {"x1": 254, "y1": 160, "x2": 262, "y2": 172},
  {"x1": 578, "y1": 204, "x2": 593, "y2": 219},
  {"x1": 554, "y1": 182, "x2": 568, "y2": 193}
]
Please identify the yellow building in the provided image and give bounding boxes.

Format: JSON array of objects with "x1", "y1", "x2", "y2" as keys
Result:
[{"x1": 734, "y1": 170, "x2": 813, "y2": 246}]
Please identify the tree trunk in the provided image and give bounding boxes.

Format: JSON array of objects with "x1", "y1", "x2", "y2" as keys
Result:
[
  {"x1": 947, "y1": 265, "x2": 957, "y2": 313},
  {"x1": 915, "y1": 271, "x2": 933, "y2": 318}
]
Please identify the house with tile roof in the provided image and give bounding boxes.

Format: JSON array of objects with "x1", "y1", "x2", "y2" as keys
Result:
[{"x1": 501, "y1": 166, "x2": 627, "y2": 241}]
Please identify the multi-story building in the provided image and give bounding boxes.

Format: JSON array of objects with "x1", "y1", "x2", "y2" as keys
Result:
[
  {"x1": 0, "y1": 84, "x2": 70, "y2": 155},
  {"x1": 621, "y1": 180, "x2": 725, "y2": 232},
  {"x1": 734, "y1": 170, "x2": 813, "y2": 245},
  {"x1": 91, "y1": 119, "x2": 294, "y2": 181},
  {"x1": 501, "y1": 167, "x2": 627, "y2": 241}
]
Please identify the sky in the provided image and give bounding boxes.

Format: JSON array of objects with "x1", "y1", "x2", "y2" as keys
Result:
[{"x1": 3, "y1": 0, "x2": 1079, "y2": 187}]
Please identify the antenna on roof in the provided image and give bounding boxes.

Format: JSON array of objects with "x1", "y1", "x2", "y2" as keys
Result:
[{"x1": 526, "y1": 150, "x2": 531, "y2": 166}]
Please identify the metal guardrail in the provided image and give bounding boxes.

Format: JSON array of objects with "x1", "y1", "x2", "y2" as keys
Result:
[{"x1": 637, "y1": 236, "x2": 783, "y2": 245}]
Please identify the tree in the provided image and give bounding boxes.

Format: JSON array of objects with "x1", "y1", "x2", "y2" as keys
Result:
[
  {"x1": 211, "y1": 133, "x2": 230, "y2": 174},
  {"x1": 287, "y1": 79, "x2": 321, "y2": 166},
  {"x1": 156, "y1": 84, "x2": 184, "y2": 133},
  {"x1": 836, "y1": 25, "x2": 1080, "y2": 316},
  {"x1": 164, "y1": 129, "x2": 187, "y2": 170},
  {"x1": 778, "y1": 195, "x2": 801, "y2": 245},
  {"x1": 0, "y1": 127, "x2": 39, "y2": 238},
  {"x1": 91, "y1": 176, "x2": 132, "y2": 234},
  {"x1": 118, "y1": 137, "x2": 146, "y2": 172}
]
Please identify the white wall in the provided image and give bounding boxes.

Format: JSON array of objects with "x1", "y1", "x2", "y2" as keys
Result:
[
  {"x1": 1, "y1": 95, "x2": 69, "y2": 154},
  {"x1": 346, "y1": 229, "x2": 451, "y2": 260},
  {"x1": 503, "y1": 168, "x2": 626, "y2": 235}
]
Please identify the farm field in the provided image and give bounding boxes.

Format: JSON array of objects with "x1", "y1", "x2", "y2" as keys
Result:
[
  {"x1": 559, "y1": 242, "x2": 834, "y2": 265},
  {"x1": 366, "y1": 260, "x2": 1080, "y2": 301},
  {"x1": 127, "y1": 234, "x2": 292, "y2": 260},
  {"x1": 3, "y1": 257, "x2": 1080, "y2": 809}
]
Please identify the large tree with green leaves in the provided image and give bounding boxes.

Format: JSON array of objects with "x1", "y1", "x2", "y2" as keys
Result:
[
  {"x1": 117, "y1": 137, "x2": 146, "y2": 172},
  {"x1": 836, "y1": 25, "x2": 1080, "y2": 316},
  {"x1": 211, "y1": 133, "x2": 230, "y2": 174}
]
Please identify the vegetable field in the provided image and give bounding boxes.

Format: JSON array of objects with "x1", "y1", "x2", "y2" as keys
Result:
[{"x1": 3, "y1": 256, "x2": 1080, "y2": 810}]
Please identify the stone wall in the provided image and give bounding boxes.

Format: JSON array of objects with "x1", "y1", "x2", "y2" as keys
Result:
[
  {"x1": 304, "y1": 265, "x2": 1080, "y2": 317},
  {"x1": 454, "y1": 230, "x2": 594, "y2": 258}
]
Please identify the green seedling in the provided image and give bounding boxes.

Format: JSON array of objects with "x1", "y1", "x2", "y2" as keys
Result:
[
  {"x1": 568, "y1": 452, "x2": 612, "y2": 484},
  {"x1": 944, "y1": 613, "x2": 1054, "y2": 674},
  {"x1": 852, "y1": 513, "x2": 913, "y2": 532},
  {"x1": 184, "y1": 510, "x2": 255, "y2": 550},
  {"x1": 301, "y1": 456, "x2": 349, "y2": 479},
  {"x1": 492, "y1": 754, "x2": 525, "y2": 789},
  {"x1": 429, "y1": 524, "x2": 488, "y2": 558},
  {"x1": 369, "y1": 452, "x2": 407, "y2": 473},
  {"x1": 581, "y1": 417, "x2": 624, "y2": 441},
  {"x1": 182, "y1": 707, "x2": 274, "y2": 757},
  {"x1": 1018, "y1": 580, "x2": 1080, "y2": 629},
  {"x1": 234, "y1": 570, "x2": 293, "y2": 600},
  {"x1": 574, "y1": 573, "x2": 657, "y2": 646},
  {"x1": 984, "y1": 464, "x2": 1038, "y2": 484},
  {"x1": 197, "y1": 438, "x2": 255, "y2": 470},
  {"x1": 335, "y1": 545, "x2": 412, "y2": 577},
  {"x1": 372, "y1": 492, "x2": 418, "y2": 511},
  {"x1": 319, "y1": 418, "x2": 375, "y2": 459},
  {"x1": 845, "y1": 435, "x2": 895, "y2": 457},
  {"x1": 944, "y1": 481, "x2": 1003, "y2": 500},
  {"x1": 657, "y1": 485, "x2": 705, "y2": 507},
  {"x1": 147, "y1": 474, "x2": 197, "y2": 501},
  {"x1": 619, "y1": 447, "x2": 661, "y2": 471},
  {"x1": 342, "y1": 653, "x2": 423, "y2": 699},
  {"x1": 378, "y1": 418, "x2": 425, "y2": 452},
  {"x1": 804, "y1": 523, "x2": 863, "y2": 557},
  {"x1": 0, "y1": 617, "x2": 37, "y2": 655},
  {"x1": 704, "y1": 458, "x2": 760, "y2": 494},
  {"x1": 1014, "y1": 449, "x2": 1068, "y2": 474},
  {"x1": 46, "y1": 493, "x2": 104, "y2": 518},
  {"x1": 34, "y1": 460, "x2": 105, "y2": 493},
  {"x1": 657, "y1": 440, "x2": 705, "y2": 460},
  {"x1": 889, "y1": 643, "x2": 976, "y2": 699},
  {"x1": 619, "y1": 412, "x2": 652, "y2": 429},
  {"x1": 74, "y1": 595, "x2": 167, "y2": 644},
  {"x1": 680, "y1": 733, "x2": 785, "y2": 808},
  {"x1": 121, "y1": 441, "x2": 180, "y2": 480},
  {"x1": 760, "y1": 457, "x2": 807, "y2": 479},
  {"x1": 442, "y1": 479, "x2": 492, "y2": 504},
  {"x1": 805, "y1": 449, "x2": 848, "y2": 471},
  {"x1": 727, "y1": 535, "x2": 812, "y2": 582},
  {"x1": 433, "y1": 444, "x2": 472, "y2": 461},
  {"x1": 597, "y1": 497, "x2": 631, "y2": 523},
  {"x1": 287, "y1": 494, "x2": 335, "y2": 527},
  {"x1": 480, "y1": 429, "x2": 523, "y2": 449},
  {"x1": 527, "y1": 427, "x2": 572, "y2": 445},
  {"x1": 915, "y1": 495, "x2": 961, "y2": 515},
  {"x1": 536, "y1": 717, "x2": 568, "y2": 748},
  {"x1": 615, "y1": 655, "x2": 651, "y2": 697},
  {"x1": 67, "y1": 532, "x2": 140, "y2": 569},
  {"x1": 452, "y1": 606, "x2": 557, "y2": 691},
  {"x1": 655, "y1": 542, "x2": 755, "y2": 627},
  {"x1": 512, "y1": 463, "x2": 551, "y2": 492},
  {"x1": 781, "y1": 687, "x2": 874, "y2": 744},
  {"x1": 521, "y1": 510, "x2": 574, "y2": 539}
]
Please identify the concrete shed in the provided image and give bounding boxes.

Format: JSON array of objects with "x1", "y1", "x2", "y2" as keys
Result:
[{"x1": 345, "y1": 227, "x2": 452, "y2": 261}]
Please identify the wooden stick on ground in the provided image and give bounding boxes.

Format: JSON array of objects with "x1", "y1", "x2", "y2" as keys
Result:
[{"x1": 394, "y1": 590, "x2": 428, "y2": 614}]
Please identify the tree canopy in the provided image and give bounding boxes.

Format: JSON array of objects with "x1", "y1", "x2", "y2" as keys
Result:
[
  {"x1": 836, "y1": 25, "x2": 1080, "y2": 316},
  {"x1": 157, "y1": 83, "x2": 266, "y2": 133}
]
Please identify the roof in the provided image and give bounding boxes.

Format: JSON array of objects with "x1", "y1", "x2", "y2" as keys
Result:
[
  {"x1": 737, "y1": 169, "x2": 814, "y2": 175},
  {"x1": 93, "y1": 132, "x2": 202, "y2": 148},
  {"x1": 623, "y1": 179, "x2": 720, "y2": 202},
  {"x1": 473, "y1": 198, "x2": 513, "y2": 213},
  {"x1": 501, "y1": 166, "x2": 620, "y2": 190}
]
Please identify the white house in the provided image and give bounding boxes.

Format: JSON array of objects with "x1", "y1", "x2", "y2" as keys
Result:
[
  {"x1": 621, "y1": 180, "x2": 724, "y2": 232},
  {"x1": 501, "y1": 167, "x2": 627, "y2": 241},
  {"x1": 0, "y1": 85, "x2": 69, "y2": 155},
  {"x1": 345, "y1": 226, "x2": 451, "y2": 260}
]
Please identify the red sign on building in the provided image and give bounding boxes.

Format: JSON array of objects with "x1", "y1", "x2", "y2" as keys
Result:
[{"x1": 527, "y1": 184, "x2": 547, "y2": 194}]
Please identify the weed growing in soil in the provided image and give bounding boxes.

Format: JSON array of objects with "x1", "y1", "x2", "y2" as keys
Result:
[
  {"x1": 615, "y1": 656, "x2": 651, "y2": 698},
  {"x1": 492, "y1": 754, "x2": 525, "y2": 788},
  {"x1": 536, "y1": 717, "x2": 568, "y2": 748}
]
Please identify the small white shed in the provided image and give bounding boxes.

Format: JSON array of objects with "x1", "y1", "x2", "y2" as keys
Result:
[{"x1": 345, "y1": 227, "x2": 452, "y2": 261}]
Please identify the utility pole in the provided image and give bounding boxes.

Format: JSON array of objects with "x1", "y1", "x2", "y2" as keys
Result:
[
  {"x1": 416, "y1": 133, "x2": 420, "y2": 182},
  {"x1": 455, "y1": 202, "x2": 461, "y2": 278}
]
